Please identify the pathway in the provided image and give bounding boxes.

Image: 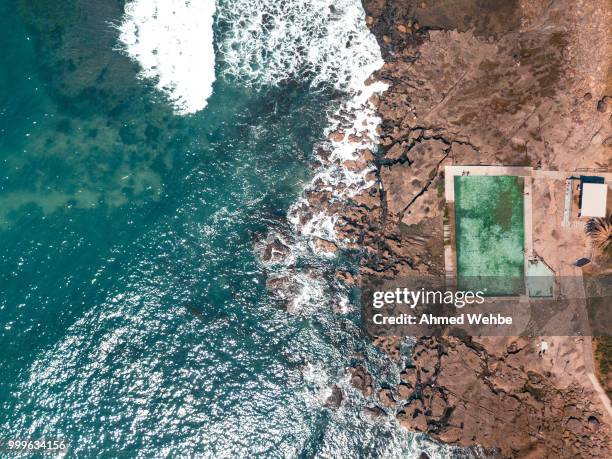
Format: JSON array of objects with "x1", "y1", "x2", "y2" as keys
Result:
[{"x1": 583, "y1": 335, "x2": 612, "y2": 421}]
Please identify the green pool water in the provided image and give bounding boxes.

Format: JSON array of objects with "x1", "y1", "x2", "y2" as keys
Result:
[{"x1": 454, "y1": 175, "x2": 525, "y2": 295}]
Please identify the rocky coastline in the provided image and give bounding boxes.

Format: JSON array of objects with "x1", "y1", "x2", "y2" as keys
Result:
[
  {"x1": 348, "y1": 0, "x2": 611, "y2": 456},
  {"x1": 258, "y1": 0, "x2": 612, "y2": 456}
]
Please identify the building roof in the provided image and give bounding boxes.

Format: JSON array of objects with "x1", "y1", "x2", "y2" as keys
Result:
[
  {"x1": 581, "y1": 183, "x2": 608, "y2": 218},
  {"x1": 580, "y1": 175, "x2": 605, "y2": 185}
]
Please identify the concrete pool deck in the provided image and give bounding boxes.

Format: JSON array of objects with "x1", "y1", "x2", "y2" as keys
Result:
[
  {"x1": 445, "y1": 165, "x2": 534, "y2": 203},
  {"x1": 524, "y1": 176, "x2": 533, "y2": 280},
  {"x1": 444, "y1": 165, "x2": 612, "y2": 423}
]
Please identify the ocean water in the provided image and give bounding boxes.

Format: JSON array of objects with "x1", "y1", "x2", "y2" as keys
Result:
[{"x1": 0, "y1": 1, "x2": 466, "y2": 457}]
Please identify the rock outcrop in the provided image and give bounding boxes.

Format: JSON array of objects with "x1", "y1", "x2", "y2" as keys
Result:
[{"x1": 393, "y1": 337, "x2": 609, "y2": 457}]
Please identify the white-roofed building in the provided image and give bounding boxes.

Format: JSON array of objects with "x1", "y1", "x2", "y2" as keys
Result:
[{"x1": 580, "y1": 182, "x2": 608, "y2": 218}]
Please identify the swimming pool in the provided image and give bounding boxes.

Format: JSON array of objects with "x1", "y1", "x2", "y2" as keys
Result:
[{"x1": 454, "y1": 175, "x2": 525, "y2": 295}]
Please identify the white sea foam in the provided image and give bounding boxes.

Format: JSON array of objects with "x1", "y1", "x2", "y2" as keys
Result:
[
  {"x1": 118, "y1": 0, "x2": 386, "y2": 373},
  {"x1": 286, "y1": 270, "x2": 329, "y2": 314},
  {"x1": 217, "y1": 0, "x2": 383, "y2": 92},
  {"x1": 118, "y1": 0, "x2": 217, "y2": 115},
  {"x1": 268, "y1": 0, "x2": 388, "y2": 246},
  {"x1": 117, "y1": 0, "x2": 383, "y2": 115},
  {"x1": 242, "y1": 0, "x2": 388, "y2": 318},
  {"x1": 288, "y1": 77, "x2": 388, "y2": 244}
]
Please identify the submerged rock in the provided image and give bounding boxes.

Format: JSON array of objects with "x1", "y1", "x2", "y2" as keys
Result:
[
  {"x1": 324, "y1": 384, "x2": 344, "y2": 409},
  {"x1": 349, "y1": 365, "x2": 374, "y2": 398}
]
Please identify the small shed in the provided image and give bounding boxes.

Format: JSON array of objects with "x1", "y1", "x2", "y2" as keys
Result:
[{"x1": 580, "y1": 176, "x2": 607, "y2": 218}]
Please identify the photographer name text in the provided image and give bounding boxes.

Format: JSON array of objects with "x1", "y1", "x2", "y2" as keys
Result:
[{"x1": 371, "y1": 312, "x2": 512, "y2": 325}]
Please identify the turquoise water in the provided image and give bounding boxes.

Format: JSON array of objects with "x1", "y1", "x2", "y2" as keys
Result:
[
  {"x1": 0, "y1": 1, "x2": 464, "y2": 457},
  {"x1": 454, "y1": 176, "x2": 525, "y2": 295}
]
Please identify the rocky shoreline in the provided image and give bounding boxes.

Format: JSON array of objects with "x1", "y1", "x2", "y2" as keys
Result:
[
  {"x1": 345, "y1": 0, "x2": 611, "y2": 456},
  {"x1": 258, "y1": 0, "x2": 611, "y2": 456}
]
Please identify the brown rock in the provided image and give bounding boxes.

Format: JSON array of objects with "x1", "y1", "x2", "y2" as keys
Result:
[
  {"x1": 345, "y1": 0, "x2": 612, "y2": 453},
  {"x1": 397, "y1": 406, "x2": 428, "y2": 432},
  {"x1": 328, "y1": 130, "x2": 345, "y2": 142},
  {"x1": 260, "y1": 239, "x2": 291, "y2": 264},
  {"x1": 364, "y1": 406, "x2": 386, "y2": 418},
  {"x1": 378, "y1": 388, "x2": 396, "y2": 408},
  {"x1": 349, "y1": 366, "x2": 374, "y2": 397},
  {"x1": 265, "y1": 274, "x2": 299, "y2": 307},
  {"x1": 315, "y1": 146, "x2": 331, "y2": 164},
  {"x1": 372, "y1": 336, "x2": 402, "y2": 361},
  {"x1": 400, "y1": 368, "x2": 418, "y2": 387},
  {"x1": 311, "y1": 237, "x2": 338, "y2": 254},
  {"x1": 335, "y1": 270, "x2": 356, "y2": 285},
  {"x1": 429, "y1": 391, "x2": 447, "y2": 419},
  {"x1": 369, "y1": 93, "x2": 380, "y2": 107},
  {"x1": 324, "y1": 384, "x2": 344, "y2": 409},
  {"x1": 360, "y1": 148, "x2": 375, "y2": 162},
  {"x1": 397, "y1": 383, "x2": 412, "y2": 399},
  {"x1": 343, "y1": 159, "x2": 367, "y2": 172}
]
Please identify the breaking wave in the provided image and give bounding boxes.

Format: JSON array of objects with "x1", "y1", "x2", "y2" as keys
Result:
[
  {"x1": 118, "y1": 0, "x2": 383, "y2": 114},
  {"x1": 118, "y1": 0, "x2": 217, "y2": 115},
  {"x1": 217, "y1": 0, "x2": 382, "y2": 92}
]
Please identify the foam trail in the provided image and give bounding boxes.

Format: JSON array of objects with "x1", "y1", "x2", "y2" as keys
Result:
[
  {"x1": 118, "y1": 0, "x2": 217, "y2": 115},
  {"x1": 287, "y1": 78, "x2": 389, "y2": 245}
]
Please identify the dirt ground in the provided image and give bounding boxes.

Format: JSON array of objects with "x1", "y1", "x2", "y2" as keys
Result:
[{"x1": 531, "y1": 177, "x2": 591, "y2": 276}]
